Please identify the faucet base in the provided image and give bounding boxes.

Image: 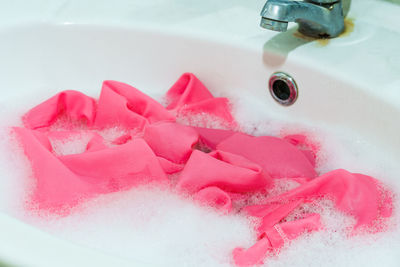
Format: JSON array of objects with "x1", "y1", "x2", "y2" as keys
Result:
[{"x1": 297, "y1": 19, "x2": 345, "y2": 38}]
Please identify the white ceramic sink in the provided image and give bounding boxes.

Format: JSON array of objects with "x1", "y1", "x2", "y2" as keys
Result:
[{"x1": 0, "y1": 0, "x2": 399, "y2": 266}]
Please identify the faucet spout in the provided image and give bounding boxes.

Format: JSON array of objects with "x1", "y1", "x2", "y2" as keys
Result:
[
  {"x1": 260, "y1": 0, "x2": 345, "y2": 38},
  {"x1": 260, "y1": 18, "x2": 289, "y2": 32}
]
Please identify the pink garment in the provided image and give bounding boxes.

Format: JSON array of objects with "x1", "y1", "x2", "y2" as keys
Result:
[
  {"x1": 193, "y1": 127, "x2": 237, "y2": 150},
  {"x1": 16, "y1": 74, "x2": 233, "y2": 210},
  {"x1": 177, "y1": 150, "x2": 271, "y2": 194},
  {"x1": 257, "y1": 169, "x2": 393, "y2": 229},
  {"x1": 166, "y1": 73, "x2": 235, "y2": 124},
  {"x1": 94, "y1": 80, "x2": 176, "y2": 129},
  {"x1": 14, "y1": 127, "x2": 99, "y2": 210},
  {"x1": 23, "y1": 90, "x2": 96, "y2": 129},
  {"x1": 157, "y1": 157, "x2": 185, "y2": 174},
  {"x1": 283, "y1": 134, "x2": 318, "y2": 168},
  {"x1": 232, "y1": 170, "x2": 393, "y2": 266},
  {"x1": 59, "y1": 138, "x2": 168, "y2": 190},
  {"x1": 15, "y1": 127, "x2": 167, "y2": 210},
  {"x1": 246, "y1": 199, "x2": 305, "y2": 235},
  {"x1": 193, "y1": 186, "x2": 233, "y2": 214},
  {"x1": 233, "y1": 214, "x2": 322, "y2": 266},
  {"x1": 217, "y1": 133, "x2": 317, "y2": 179},
  {"x1": 143, "y1": 122, "x2": 199, "y2": 164},
  {"x1": 13, "y1": 73, "x2": 393, "y2": 265}
]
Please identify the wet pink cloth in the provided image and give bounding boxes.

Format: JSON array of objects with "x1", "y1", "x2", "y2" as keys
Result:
[
  {"x1": 166, "y1": 73, "x2": 235, "y2": 123},
  {"x1": 257, "y1": 169, "x2": 393, "y2": 229},
  {"x1": 14, "y1": 127, "x2": 99, "y2": 209},
  {"x1": 193, "y1": 127, "x2": 237, "y2": 150},
  {"x1": 15, "y1": 127, "x2": 167, "y2": 210},
  {"x1": 177, "y1": 150, "x2": 271, "y2": 194},
  {"x1": 217, "y1": 133, "x2": 317, "y2": 179},
  {"x1": 283, "y1": 134, "x2": 318, "y2": 168},
  {"x1": 14, "y1": 73, "x2": 393, "y2": 265},
  {"x1": 23, "y1": 90, "x2": 97, "y2": 129},
  {"x1": 231, "y1": 169, "x2": 393, "y2": 266},
  {"x1": 94, "y1": 80, "x2": 176, "y2": 129},
  {"x1": 157, "y1": 157, "x2": 185, "y2": 174},
  {"x1": 193, "y1": 186, "x2": 233, "y2": 214},
  {"x1": 143, "y1": 122, "x2": 199, "y2": 164},
  {"x1": 233, "y1": 214, "x2": 322, "y2": 266},
  {"x1": 16, "y1": 73, "x2": 232, "y2": 210}
]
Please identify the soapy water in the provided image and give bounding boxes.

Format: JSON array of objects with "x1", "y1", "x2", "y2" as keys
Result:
[{"x1": 0, "y1": 93, "x2": 400, "y2": 267}]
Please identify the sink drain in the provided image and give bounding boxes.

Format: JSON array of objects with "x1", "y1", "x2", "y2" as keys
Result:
[{"x1": 269, "y1": 72, "x2": 298, "y2": 106}]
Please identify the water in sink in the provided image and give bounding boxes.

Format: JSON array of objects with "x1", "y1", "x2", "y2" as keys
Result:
[{"x1": 0, "y1": 81, "x2": 399, "y2": 267}]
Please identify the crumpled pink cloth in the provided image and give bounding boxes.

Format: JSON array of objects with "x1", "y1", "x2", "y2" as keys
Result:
[
  {"x1": 14, "y1": 73, "x2": 393, "y2": 265},
  {"x1": 232, "y1": 169, "x2": 392, "y2": 266},
  {"x1": 143, "y1": 122, "x2": 199, "y2": 164},
  {"x1": 166, "y1": 73, "x2": 235, "y2": 123},
  {"x1": 217, "y1": 133, "x2": 317, "y2": 179},
  {"x1": 177, "y1": 150, "x2": 271, "y2": 195},
  {"x1": 233, "y1": 213, "x2": 322, "y2": 266}
]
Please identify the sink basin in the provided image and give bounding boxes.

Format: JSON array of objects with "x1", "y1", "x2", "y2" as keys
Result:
[{"x1": 0, "y1": 0, "x2": 399, "y2": 266}]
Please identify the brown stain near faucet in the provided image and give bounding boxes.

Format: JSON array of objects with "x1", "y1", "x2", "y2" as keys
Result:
[
  {"x1": 339, "y1": 17, "x2": 355, "y2": 37},
  {"x1": 293, "y1": 17, "x2": 355, "y2": 47}
]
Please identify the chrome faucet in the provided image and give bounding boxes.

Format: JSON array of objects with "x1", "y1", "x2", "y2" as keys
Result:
[{"x1": 260, "y1": 0, "x2": 345, "y2": 38}]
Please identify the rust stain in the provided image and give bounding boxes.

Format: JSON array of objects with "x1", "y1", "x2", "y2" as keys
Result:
[
  {"x1": 293, "y1": 31, "x2": 315, "y2": 41},
  {"x1": 316, "y1": 38, "x2": 330, "y2": 47},
  {"x1": 340, "y1": 17, "x2": 355, "y2": 37},
  {"x1": 293, "y1": 17, "x2": 355, "y2": 47}
]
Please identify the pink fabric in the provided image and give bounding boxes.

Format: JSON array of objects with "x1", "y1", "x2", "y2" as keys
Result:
[
  {"x1": 176, "y1": 150, "x2": 271, "y2": 194},
  {"x1": 23, "y1": 90, "x2": 96, "y2": 129},
  {"x1": 13, "y1": 73, "x2": 393, "y2": 265},
  {"x1": 283, "y1": 134, "x2": 318, "y2": 168},
  {"x1": 85, "y1": 133, "x2": 108, "y2": 152},
  {"x1": 233, "y1": 214, "x2": 322, "y2": 266},
  {"x1": 193, "y1": 127, "x2": 237, "y2": 150},
  {"x1": 59, "y1": 138, "x2": 167, "y2": 189},
  {"x1": 157, "y1": 157, "x2": 185, "y2": 174},
  {"x1": 247, "y1": 199, "x2": 305, "y2": 235},
  {"x1": 143, "y1": 122, "x2": 199, "y2": 164},
  {"x1": 166, "y1": 73, "x2": 235, "y2": 123},
  {"x1": 193, "y1": 186, "x2": 232, "y2": 213},
  {"x1": 258, "y1": 169, "x2": 393, "y2": 229},
  {"x1": 15, "y1": 127, "x2": 167, "y2": 211},
  {"x1": 232, "y1": 170, "x2": 393, "y2": 266},
  {"x1": 94, "y1": 80, "x2": 175, "y2": 129},
  {"x1": 16, "y1": 74, "x2": 231, "y2": 210},
  {"x1": 14, "y1": 127, "x2": 99, "y2": 210},
  {"x1": 217, "y1": 133, "x2": 317, "y2": 179}
]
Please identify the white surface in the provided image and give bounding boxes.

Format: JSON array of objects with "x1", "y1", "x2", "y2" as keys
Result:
[
  {"x1": 0, "y1": 0, "x2": 399, "y2": 266},
  {"x1": 0, "y1": 213, "x2": 136, "y2": 267},
  {"x1": 0, "y1": 0, "x2": 399, "y2": 107}
]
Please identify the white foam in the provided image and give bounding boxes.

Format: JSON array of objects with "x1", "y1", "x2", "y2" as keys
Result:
[
  {"x1": 175, "y1": 112, "x2": 233, "y2": 130},
  {"x1": 0, "y1": 103, "x2": 34, "y2": 215},
  {"x1": 26, "y1": 186, "x2": 256, "y2": 266},
  {"x1": 50, "y1": 132, "x2": 93, "y2": 156},
  {"x1": 0, "y1": 92, "x2": 400, "y2": 267}
]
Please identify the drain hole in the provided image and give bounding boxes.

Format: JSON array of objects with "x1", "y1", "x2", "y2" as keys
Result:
[
  {"x1": 272, "y1": 80, "x2": 290, "y2": 101},
  {"x1": 268, "y1": 72, "x2": 298, "y2": 106}
]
